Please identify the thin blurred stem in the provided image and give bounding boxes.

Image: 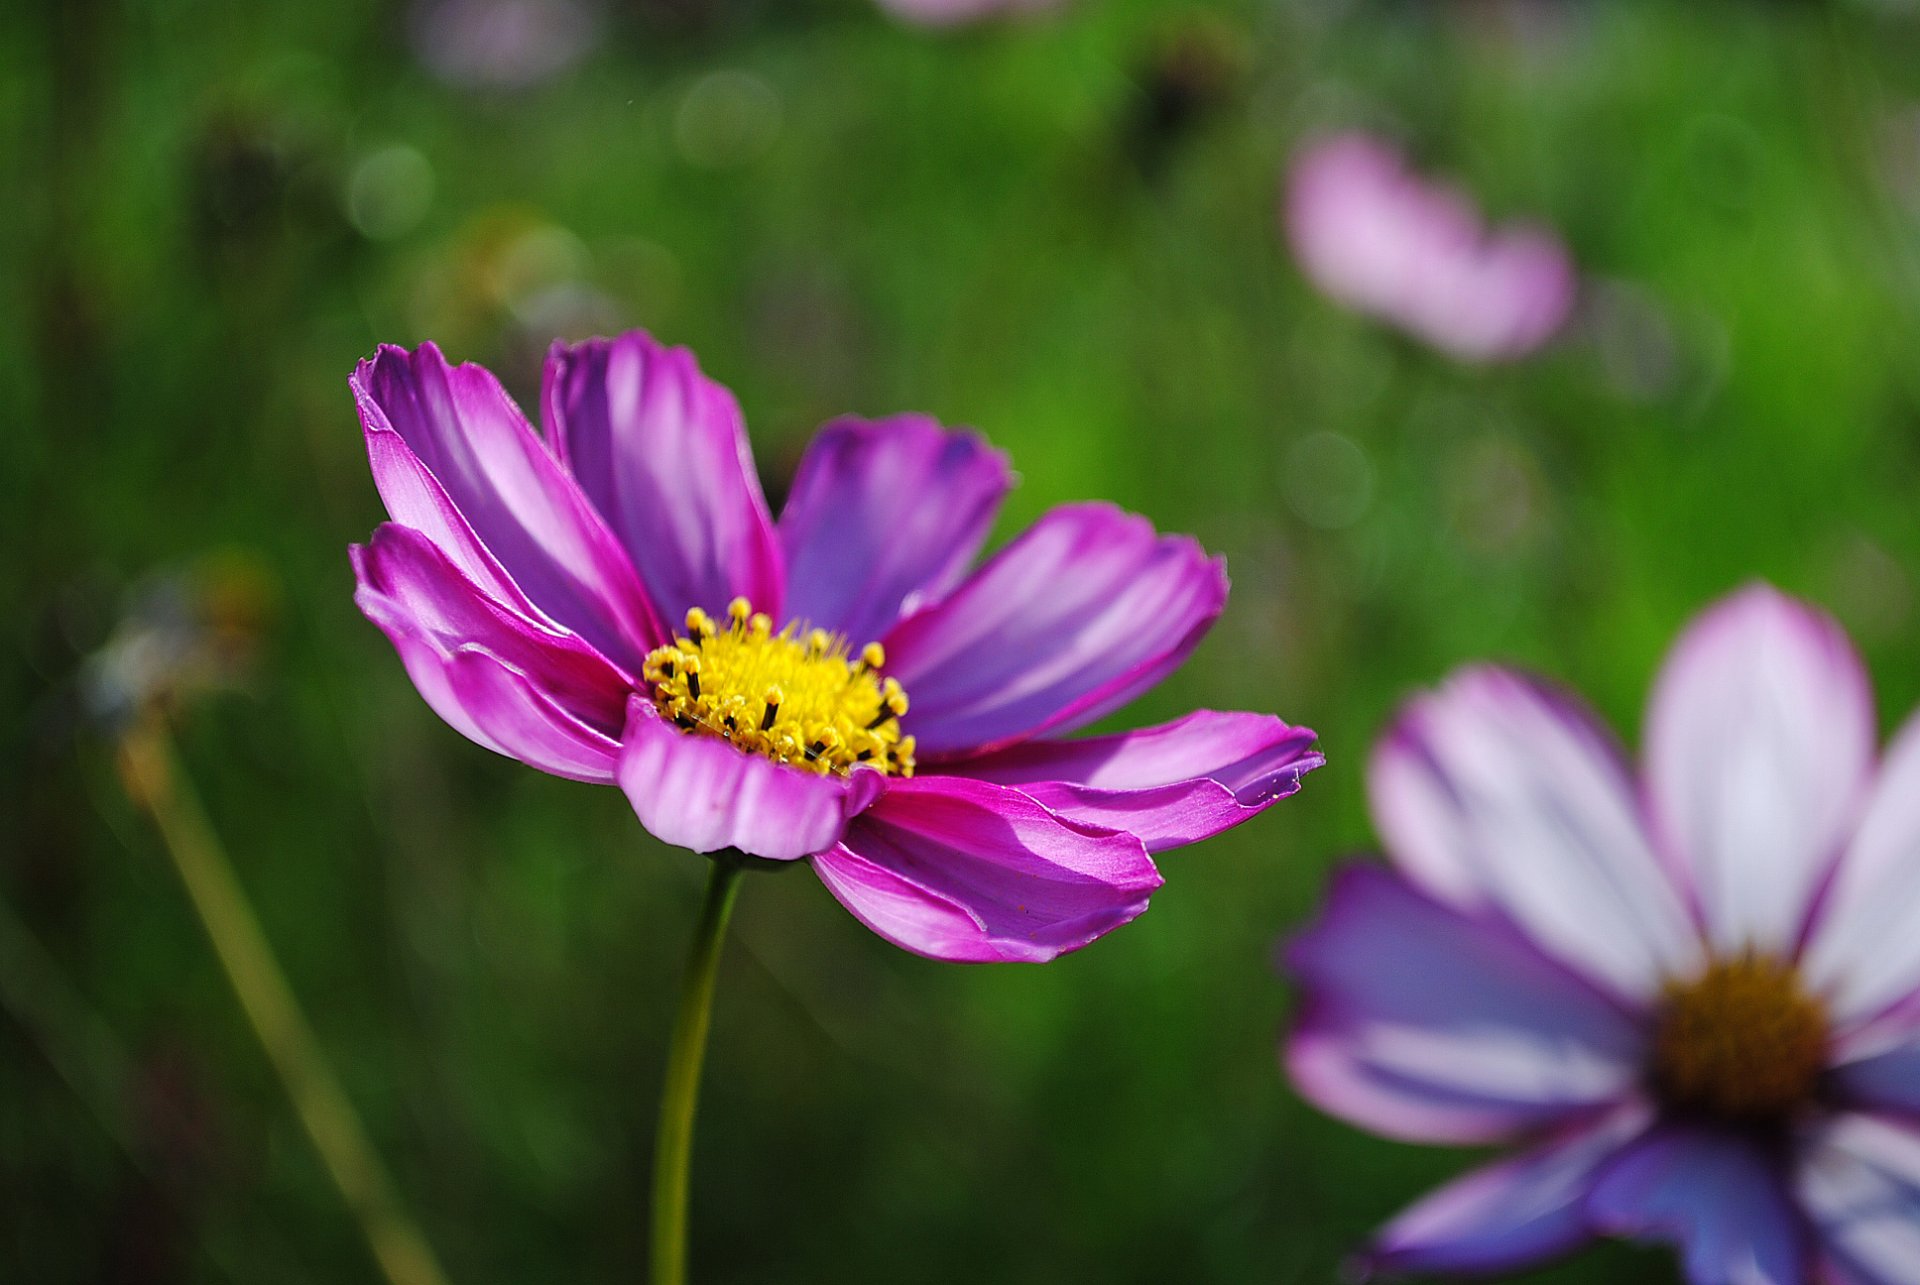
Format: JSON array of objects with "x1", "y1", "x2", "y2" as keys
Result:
[
  {"x1": 650, "y1": 852, "x2": 745, "y2": 1285},
  {"x1": 117, "y1": 721, "x2": 451, "y2": 1285}
]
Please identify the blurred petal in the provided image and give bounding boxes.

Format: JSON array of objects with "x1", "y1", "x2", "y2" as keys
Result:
[
  {"x1": 1646, "y1": 585, "x2": 1875, "y2": 957},
  {"x1": 1805, "y1": 710, "x2": 1920, "y2": 1027},
  {"x1": 883, "y1": 503, "x2": 1227, "y2": 757},
  {"x1": 949, "y1": 710, "x2": 1323, "y2": 852},
  {"x1": 1371, "y1": 666, "x2": 1699, "y2": 1001},
  {"x1": 777, "y1": 415, "x2": 1011, "y2": 644},
  {"x1": 543, "y1": 331, "x2": 782, "y2": 620},
  {"x1": 1364, "y1": 1104, "x2": 1650, "y2": 1275},
  {"x1": 1284, "y1": 132, "x2": 1575, "y2": 363},
  {"x1": 1586, "y1": 1125, "x2": 1809, "y2": 1285},
  {"x1": 352, "y1": 523, "x2": 631, "y2": 731},
  {"x1": 616, "y1": 700, "x2": 881, "y2": 862},
  {"x1": 1284, "y1": 864, "x2": 1646, "y2": 1146},
  {"x1": 1798, "y1": 1113, "x2": 1920, "y2": 1285},
  {"x1": 812, "y1": 775, "x2": 1161, "y2": 963},
  {"x1": 1831, "y1": 1039, "x2": 1920, "y2": 1118},
  {"x1": 353, "y1": 342, "x2": 663, "y2": 667}
]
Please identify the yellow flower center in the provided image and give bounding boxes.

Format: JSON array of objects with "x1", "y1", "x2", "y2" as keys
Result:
[
  {"x1": 642, "y1": 598, "x2": 915, "y2": 778},
  {"x1": 1651, "y1": 955, "x2": 1828, "y2": 1121}
]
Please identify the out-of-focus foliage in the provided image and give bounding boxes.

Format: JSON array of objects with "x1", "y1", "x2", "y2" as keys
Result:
[{"x1": 7, "y1": 0, "x2": 1920, "y2": 1280}]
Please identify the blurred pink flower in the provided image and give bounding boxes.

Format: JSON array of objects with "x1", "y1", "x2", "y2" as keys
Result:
[
  {"x1": 1284, "y1": 131, "x2": 1576, "y2": 363},
  {"x1": 410, "y1": 0, "x2": 601, "y2": 91},
  {"x1": 1285, "y1": 585, "x2": 1920, "y2": 1283},
  {"x1": 875, "y1": 0, "x2": 1063, "y2": 28}
]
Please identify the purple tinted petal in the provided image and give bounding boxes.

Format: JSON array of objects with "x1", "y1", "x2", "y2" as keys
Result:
[
  {"x1": 1798, "y1": 1113, "x2": 1920, "y2": 1285},
  {"x1": 353, "y1": 342, "x2": 663, "y2": 667},
  {"x1": 1646, "y1": 585, "x2": 1876, "y2": 958},
  {"x1": 543, "y1": 331, "x2": 782, "y2": 621},
  {"x1": 883, "y1": 503, "x2": 1227, "y2": 757},
  {"x1": 948, "y1": 710, "x2": 1323, "y2": 852},
  {"x1": 1283, "y1": 864, "x2": 1647, "y2": 1146},
  {"x1": 1283, "y1": 132, "x2": 1576, "y2": 364},
  {"x1": 615, "y1": 699, "x2": 880, "y2": 862},
  {"x1": 353, "y1": 524, "x2": 632, "y2": 732},
  {"x1": 811, "y1": 775, "x2": 1162, "y2": 963},
  {"x1": 1806, "y1": 709, "x2": 1920, "y2": 1028},
  {"x1": 1364, "y1": 1104, "x2": 1650, "y2": 1275},
  {"x1": 1831, "y1": 1042, "x2": 1920, "y2": 1119},
  {"x1": 1370, "y1": 666, "x2": 1699, "y2": 1001},
  {"x1": 776, "y1": 415, "x2": 1012, "y2": 644},
  {"x1": 1586, "y1": 1125, "x2": 1811, "y2": 1285},
  {"x1": 356, "y1": 594, "x2": 622, "y2": 783}
]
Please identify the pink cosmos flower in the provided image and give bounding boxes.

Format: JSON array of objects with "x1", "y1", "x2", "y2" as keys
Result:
[
  {"x1": 1284, "y1": 131, "x2": 1576, "y2": 363},
  {"x1": 350, "y1": 331, "x2": 1321, "y2": 962},
  {"x1": 1284, "y1": 585, "x2": 1920, "y2": 1283}
]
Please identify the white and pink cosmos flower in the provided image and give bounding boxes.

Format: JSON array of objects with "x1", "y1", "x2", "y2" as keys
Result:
[
  {"x1": 1284, "y1": 131, "x2": 1576, "y2": 364},
  {"x1": 1286, "y1": 586, "x2": 1920, "y2": 1284},
  {"x1": 349, "y1": 331, "x2": 1320, "y2": 963}
]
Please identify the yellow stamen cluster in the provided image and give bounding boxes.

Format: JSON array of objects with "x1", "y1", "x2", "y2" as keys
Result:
[
  {"x1": 643, "y1": 598, "x2": 915, "y2": 778},
  {"x1": 1652, "y1": 954, "x2": 1828, "y2": 1121}
]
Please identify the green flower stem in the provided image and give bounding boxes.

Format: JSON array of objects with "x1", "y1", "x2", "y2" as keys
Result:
[
  {"x1": 119, "y1": 722, "x2": 451, "y2": 1285},
  {"x1": 650, "y1": 851, "x2": 746, "y2": 1285}
]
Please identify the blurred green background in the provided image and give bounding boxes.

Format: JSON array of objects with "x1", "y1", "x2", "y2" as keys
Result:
[{"x1": 8, "y1": 0, "x2": 1920, "y2": 1279}]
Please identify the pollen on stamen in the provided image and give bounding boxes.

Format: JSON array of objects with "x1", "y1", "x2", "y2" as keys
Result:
[
  {"x1": 1651, "y1": 954, "x2": 1828, "y2": 1122},
  {"x1": 643, "y1": 600, "x2": 914, "y2": 778}
]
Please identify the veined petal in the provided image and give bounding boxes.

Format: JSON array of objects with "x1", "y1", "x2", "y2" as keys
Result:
[
  {"x1": 1585, "y1": 1125, "x2": 1810, "y2": 1285},
  {"x1": 353, "y1": 342, "x2": 663, "y2": 667},
  {"x1": 948, "y1": 710, "x2": 1323, "y2": 852},
  {"x1": 1805, "y1": 710, "x2": 1920, "y2": 1028},
  {"x1": 777, "y1": 415, "x2": 1012, "y2": 645},
  {"x1": 356, "y1": 595, "x2": 622, "y2": 783},
  {"x1": 1364, "y1": 1104, "x2": 1650, "y2": 1275},
  {"x1": 1371, "y1": 666, "x2": 1700, "y2": 1001},
  {"x1": 1798, "y1": 1113, "x2": 1920, "y2": 1285},
  {"x1": 616, "y1": 699, "x2": 882, "y2": 862},
  {"x1": 543, "y1": 331, "x2": 782, "y2": 621},
  {"x1": 811, "y1": 775, "x2": 1161, "y2": 963},
  {"x1": 353, "y1": 523, "x2": 632, "y2": 732},
  {"x1": 1645, "y1": 585, "x2": 1876, "y2": 957},
  {"x1": 1283, "y1": 864, "x2": 1647, "y2": 1146},
  {"x1": 883, "y1": 503, "x2": 1227, "y2": 757}
]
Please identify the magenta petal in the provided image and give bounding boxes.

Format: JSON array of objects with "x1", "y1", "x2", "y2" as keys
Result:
[
  {"x1": 353, "y1": 342, "x2": 663, "y2": 668},
  {"x1": 776, "y1": 415, "x2": 1012, "y2": 644},
  {"x1": 1365, "y1": 1104, "x2": 1650, "y2": 1275},
  {"x1": 356, "y1": 596, "x2": 622, "y2": 783},
  {"x1": 883, "y1": 503, "x2": 1227, "y2": 757},
  {"x1": 1797, "y1": 1113, "x2": 1920, "y2": 1285},
  {"x1": 1371, "y1": 666, "x2": 1699, "y2": 1001},
  {"x1": 811, "y1": 775, "x2": 1162, "y2": 963},
  {"x1": 1645, "y1": 584, "x2": 1876, "y2": 958},
  {"x1": 1284, "y1": 864, "x2": 1646, "y2": 1146},
  {"x1": 353, "y1": 524, "x2": 632, "y2": 731},
  {"x1": 948, "y1": 710, "x2": 1323, "y2": 852},
  {"x1": 616, "y1": 700, "x2": 879, "y2": 862},
  {"x1": 543, "y1": 331, "x2": 783, "y2": 621},
  {"x1": 1586, "y1": 1125, "x2": 1810, "y2": 1285}
]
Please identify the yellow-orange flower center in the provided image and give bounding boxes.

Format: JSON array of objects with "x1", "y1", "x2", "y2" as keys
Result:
[
  {"x1": 1652, "y1": 955, "x2": 1828, "y2": 1121},
  {"x1": 642, "y1": 598, "x2": 915, "y2": 778}
]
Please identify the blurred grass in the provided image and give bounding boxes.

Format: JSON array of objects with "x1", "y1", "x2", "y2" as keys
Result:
[{"x1": 9, "y1": 0, "x2": 1920, "y2": 1280}]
